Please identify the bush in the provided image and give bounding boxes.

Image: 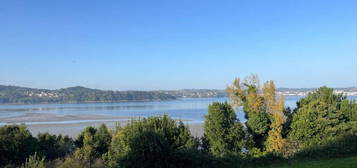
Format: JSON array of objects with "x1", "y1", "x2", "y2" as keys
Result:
[
  {"x1": 104, "y1": 115, "x2": 199, "y2": 168},
  {"x1": 295, "y1": 132, "x2": 357, "y2": 159},
  {"x1": 288, "y1": 87, "x2": 355, "y2": 147},
  {"x1": 37, "y1": 133, "x2": 74, "y2": 160},
  {"x1": 21, "y1": 153, "x2": 45, "y2": 168},
  {"x1": 0, "y1": 125, "x2": 38, "y2": 166}
]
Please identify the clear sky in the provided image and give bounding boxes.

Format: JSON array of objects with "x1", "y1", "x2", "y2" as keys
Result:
[{"x1": 1, "y1": 0, "x2": 356, "y2": 90}]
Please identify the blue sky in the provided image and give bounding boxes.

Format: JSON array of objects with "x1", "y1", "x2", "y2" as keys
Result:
[{"x1": 1, "y1": 0, "x2": 356, "y2": 90}]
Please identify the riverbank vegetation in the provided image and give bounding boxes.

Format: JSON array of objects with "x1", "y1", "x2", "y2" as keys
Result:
[{"x1": 1, "y1": 75, "x2": 356, "y2": 167}]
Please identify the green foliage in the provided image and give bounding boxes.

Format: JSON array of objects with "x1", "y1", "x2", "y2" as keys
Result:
[
  {"x1": 294, "y1": 132, "x2": 357, "y2": 159},
  {"x1": 94, "y1": 124, "x2": 112, "y2": 155},
  {"x1": 341, "y1": 99, "x2": 357, "y2": 121},
  {"x1": 254, "y1": 155, "x2": 357, "y2": 168},
  {"x1": 0, "y1": 125, "x2": 38, "y2": 166},
  {"x1": 226, "y1": 76, "x2": 288, "y2": 150},
  {"x1": 246, "y1": 111, "x2": 270, "y2": 148},
  {"x1": 74, "y1": 133, "x2": 97, "y2": 167},
  {"x1": 75, "y1": 126, "x2": 97, "y2": 148},
  {"x1": 204, "y1": 102, "x2": 247, "y2": 157},
  {"x1": 74, "y1": 124, "x2": 112, "y2": 167},
  {"x1": 21, "y1": 153, "x2": 45, "y2": 168},
  {"x1": 37, "y1": 133, "x2": 74, "y2": 160},
  {"x1": 288, "y1": 87, "x2": 356, "y2": 147},
  {"x1": 54, "y1": 156, "x2": 87, "y2": 168},
  {"x1": 119, "y1": 130, "x2": 172, "y2": 168},
  {"x1": 104, "y1": 115, "x2": 198, "y2": 168}
]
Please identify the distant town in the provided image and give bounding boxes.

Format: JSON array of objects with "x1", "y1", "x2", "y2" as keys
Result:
[
  {"x1": 159, "y1": 87, "x2": 357, "y2": 98},
  {"x1": 276, "y1": 87, "x2": 357, "y2": 96}
]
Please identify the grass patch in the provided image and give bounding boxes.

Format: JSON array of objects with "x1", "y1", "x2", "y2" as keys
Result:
[{"x1": 257, "y1": 155, "x2": 357, "y2": 168}]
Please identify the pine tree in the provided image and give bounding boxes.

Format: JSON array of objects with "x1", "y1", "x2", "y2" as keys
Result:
[{"x1": 203, "y1": 102, "x2": 246, "y2": 156}]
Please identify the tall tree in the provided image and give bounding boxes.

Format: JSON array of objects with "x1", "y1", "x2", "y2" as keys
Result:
[
  {"x1": 203, "y1": 102, "x2": 246, "y2": 157},
  {"x1": 266, "y1": 95, "x2": 287, "y2": 153},
  {"x1": 227, "y1": 75, "x2": 271, "y2": 149},
  {"x1": 74, "y1": 133, "x2": 96, "y2": 168},
  {"x1": 227, "y1": 76, "x2": 288, "y2": 152}
]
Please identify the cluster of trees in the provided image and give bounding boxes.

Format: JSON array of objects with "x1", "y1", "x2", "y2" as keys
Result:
[
  {"x1": 0, "y1": 117, "x2": 206, "y2": 168},
  {"x1": 0, "y1": 125, "x2": 74, "y2": 167},
  {"x1": 219, "y1": 76, "x2": 356, "y2": 159},
  {"x1": 0, "y1": 85, "x2": 176, "y2": 104},
  {"x1": 1, "y1": 75, "x2": 356, "y2": 167}
]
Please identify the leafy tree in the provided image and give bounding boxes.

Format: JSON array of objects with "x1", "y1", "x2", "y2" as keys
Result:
[
  {"x1": 227, "y1": 76, "x2": 270, "y2": 149},
  {"x1": 74, "y1": 124, "x2": 112, "y2": 167},
  {"x1": 0, "y1": 125, "x2": 38, "y2": 166},
  {"x1": 74, "y1": 133, "x2": 96, "y2": 168},
  {"x1": 94, "y1": 124, "x2": 112, "y2": 156},
  {"x1": 203, "y1": 102, "x2": 246, "y2": 157},
  {"x1": 75, "y1": 126, "x2": 97, "y2": 148},
  {"x1": 288, "y1": 87, "x2": 355, "y2": 147},
  {"x1": 227, "y1": 76, "x2": 290, "y2": 155},
  {"x1": 37, "y1": 133, "x2": 74, "y2": 160},
  {"x1": 119, "y1": 130, "x2": 172, "y2": 168},
  {"x1": 266, "y1": 95, "x2": 287, "y2": 153}
]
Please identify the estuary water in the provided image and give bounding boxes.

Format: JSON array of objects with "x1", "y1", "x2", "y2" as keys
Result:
[{"x1": 0, "y1": 96, "x2": 356, "y2": 125}]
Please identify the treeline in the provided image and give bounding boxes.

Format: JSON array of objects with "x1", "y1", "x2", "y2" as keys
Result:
[
  {"x1": 1, "y1": 75, "x2": 357, "y2": 168},
  {"x1": 0, "y1": 85, "x2": 176, "y2": 104}
]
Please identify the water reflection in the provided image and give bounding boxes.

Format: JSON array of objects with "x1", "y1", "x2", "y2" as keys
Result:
[{"x1": 0, "y1": 96, "x2": 356, "y2": 123}]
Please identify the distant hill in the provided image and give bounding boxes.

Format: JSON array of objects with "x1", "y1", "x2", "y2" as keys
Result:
[
  {"x1": 1, "y1": 85, "x2": 356, "y2": 104},
  {"x1": 0, "y1": 85, "x2": 176, "y2": 104}
]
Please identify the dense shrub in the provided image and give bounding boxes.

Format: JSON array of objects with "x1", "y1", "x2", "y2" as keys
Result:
[
  {"x1": 21, "y1": 153, "x2": 45, "y2": 168},
  {"x1": 103, "y1": 115, "x2": 199, "y2": 168},
  {"x1": 294, "y1": 131, "x2": 357, "y2": 159},
  {"x1": 288, "y1": 87, "x2": 356, "y2": 147},
  {"x1": 74, "y1": 124, "x2": 111, "y2": 167},
  {"x1": 37, "y1": 133, "x2": 74, "y2": 160},
  {"x1": 0, "y1": 125, "x2": 38, "y2": 166},
  {"x1": 52, "y1": 155, "x2": 103, "y2": 168}
]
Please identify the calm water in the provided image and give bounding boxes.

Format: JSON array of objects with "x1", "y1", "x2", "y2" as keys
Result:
[{"x1": 0, "y1": 96, "x2": 356, "y2": 124}]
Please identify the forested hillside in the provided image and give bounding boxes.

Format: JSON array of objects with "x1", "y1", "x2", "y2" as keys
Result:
[{"x1": 0, "y1": 85, "x2": 176, "y2": 104}]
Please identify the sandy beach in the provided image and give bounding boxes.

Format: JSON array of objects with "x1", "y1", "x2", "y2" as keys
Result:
[{"x1": 0, "y1": 113, "x2": 204, "y2": 138}]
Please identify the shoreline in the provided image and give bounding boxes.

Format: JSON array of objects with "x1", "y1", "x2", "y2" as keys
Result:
[
  {"x1": 0, "y1": 99, "x2": 178, "y2": 106},
  {"x1": 0, "y1": 113, "x2": 204, "y2": 138},
  {"x1": 25, "y1": 122, "x2": 204, "y2": 138}
]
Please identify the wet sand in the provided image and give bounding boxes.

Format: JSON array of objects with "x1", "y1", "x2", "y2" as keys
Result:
[
  {"x1": 0, "y1": 113, "x2": 132, "y2": 123},
  {"x1": 0, "y1": 113, "x2": 204, "y2": 138}
]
